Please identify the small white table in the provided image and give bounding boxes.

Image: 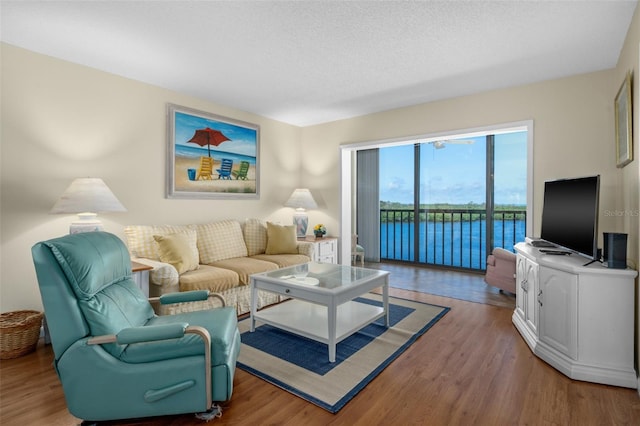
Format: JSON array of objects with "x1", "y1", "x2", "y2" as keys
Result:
[
  {"x1": 250, "y1": 262, "x2": 389, "y2": 362},
  {"x1": 131, "y1": 261, "x2": 152, "y2": 298},
  {"x1": 298, "y1": 236, "x2": 339, "y2": 264}
]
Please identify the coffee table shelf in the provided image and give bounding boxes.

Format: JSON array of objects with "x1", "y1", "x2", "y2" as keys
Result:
[{"x1": 253, "y1": 298, "x2": 385, "y2": 343}]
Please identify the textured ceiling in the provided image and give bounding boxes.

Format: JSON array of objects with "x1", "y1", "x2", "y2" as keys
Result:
[{"x1": 1, "y1": 1, "x2": 636, "y2": 126}]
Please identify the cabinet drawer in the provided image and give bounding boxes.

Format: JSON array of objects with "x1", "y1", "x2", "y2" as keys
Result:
[
  {"x1": 253, "y1": 279, "x2": 324, "y2": 302},
  {"x1": 317, "y1": 240, "x2": 335, "y2": 256},
  {"x1": 319, "y1": 254, "x2": 336, "y2": 264}
]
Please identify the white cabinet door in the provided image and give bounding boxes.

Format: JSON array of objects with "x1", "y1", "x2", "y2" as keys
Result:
[
  {"x1": 317, "y1": 239, "x2": 337, "y2": 263},
  {"x1": 523, "y1": 258, "x2": 539, "y2": 335},
  {"x1": 515, "y1": 253, "x2": 539, "y2": 335},
  {"x1": 515, "y1": 254, "x2": 527, "y2": 322},
  {"x1": 538, "y1": 267, "x2": 578, "y2": 359},
  {"x1": 309, "y1": 238, "x2": 338, "y2": 264}
]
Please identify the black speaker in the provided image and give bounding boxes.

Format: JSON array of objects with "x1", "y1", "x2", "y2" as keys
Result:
[{"x1": 603, "y1": 232, "x2": 627, "y2": 269}]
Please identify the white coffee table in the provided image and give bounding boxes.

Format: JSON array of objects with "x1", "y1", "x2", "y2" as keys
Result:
[{"x1": 249, "y1": 262, "x2": 390, "y2": 362}]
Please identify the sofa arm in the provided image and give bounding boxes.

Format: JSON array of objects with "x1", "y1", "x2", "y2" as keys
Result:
[
  {"x1": 296, "y1": 241, "x2": 315, "y2": 258},
  {"x1": 131, "y1": 257, "x2": 179, "y2": 294}
]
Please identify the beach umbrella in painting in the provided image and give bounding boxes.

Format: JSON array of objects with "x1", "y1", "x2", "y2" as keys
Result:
[{"x1": 187, "y1": 127, "x2": 231, "y2": 157}]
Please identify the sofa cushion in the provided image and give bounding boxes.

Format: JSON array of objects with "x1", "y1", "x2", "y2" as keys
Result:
[
  {"x1": 196, "y1": 220, "x2": 248, "y2": 263},
  {"x1": 124, "y1": 225, "x2": 193, "y2": 260},
  {"x1": 178, "y1": 264, "x2": 239, "y2": 293},
  {"x1": 243, "y1": 218, "x2": 267, "y2": 256},
  {"x1": 265, "y1": 222, "x2": 298, "y2": 255},
  {"x1": 209, "y1": 257, "x2": 278, "y2": 286},
  {"x1": 251, "y1": 254, "x2": 310, "y2": 268},
  {"x1": 153, "y1": 231, "x2": 199, "y2": 275}
]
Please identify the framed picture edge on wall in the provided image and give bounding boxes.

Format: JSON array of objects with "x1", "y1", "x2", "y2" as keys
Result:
[
  {"x1": 614, "y1": 72, "x2": 633, "y2": 168},
  {"x1": 166, "y1": 103, "x2": 260, "y2": 199}
]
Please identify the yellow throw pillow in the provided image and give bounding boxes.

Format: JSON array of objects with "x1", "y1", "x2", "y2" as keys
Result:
[
  {"x1": 153, "y1": 232, "x2": 199, "y2": 275},
  {"x1": 265, "y1": 222, "x2": 298, "y2": 255}
]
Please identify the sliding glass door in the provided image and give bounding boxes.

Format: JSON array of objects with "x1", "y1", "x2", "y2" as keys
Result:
[{"x1": 375, "y1": 132, "x2": 527, "y2": 272}]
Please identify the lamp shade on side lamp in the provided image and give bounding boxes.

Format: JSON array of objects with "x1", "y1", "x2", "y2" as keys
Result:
[
  {"x1": 284, "y1": 188, "x2": 317, "y2": 238},
  {"x1": 50, "y1": 178, "x2": 127, "y2": 234}
]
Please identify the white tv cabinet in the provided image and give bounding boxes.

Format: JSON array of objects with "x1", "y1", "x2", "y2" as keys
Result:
[{"x1": 513, "y1": 242, "x2": 638, "y2": 388}]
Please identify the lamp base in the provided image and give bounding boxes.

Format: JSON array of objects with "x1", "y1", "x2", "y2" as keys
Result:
[
  {"x1": 292, "y1": 212, "x2": 308, "y2": 238},
  {"x1": 69, "y1": 213, "x2": 104, "y2": 234}
]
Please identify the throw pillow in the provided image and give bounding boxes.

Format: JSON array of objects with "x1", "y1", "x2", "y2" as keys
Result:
[
  {"x1": 125, "y1": 224, "x2": 192, "y2": 260},
  {"x1": 153, "y1": 232, "x2": 199, "y2": 275},
  {"x1": 265, "y1": 222, "x2": 298, "y2": 255}
]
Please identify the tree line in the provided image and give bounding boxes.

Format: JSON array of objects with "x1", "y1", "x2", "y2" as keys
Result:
[{"x1": 379, "y1": 201, "x2": 526, "y2": 223}]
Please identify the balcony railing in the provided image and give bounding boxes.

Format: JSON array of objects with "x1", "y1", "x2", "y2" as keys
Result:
[{"x1": 380, "y1": 208, "x2": 526, "y2": 271}]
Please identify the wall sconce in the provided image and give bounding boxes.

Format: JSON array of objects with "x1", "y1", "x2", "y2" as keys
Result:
[
  {"x1": 50, "y1": 178, "x2": 126, "y2": 234},
  {"x1": 284, "y1": 188, "x2": 317, "y2": 238}
]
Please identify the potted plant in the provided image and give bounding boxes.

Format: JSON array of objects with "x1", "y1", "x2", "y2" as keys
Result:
[{"x1": 313, "y1": 224, "x2": 326, "y2": 238}]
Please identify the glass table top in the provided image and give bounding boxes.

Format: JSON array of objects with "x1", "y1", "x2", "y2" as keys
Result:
[{"x1": 256, "y1": 262, "x2": 388, "y2": 290}]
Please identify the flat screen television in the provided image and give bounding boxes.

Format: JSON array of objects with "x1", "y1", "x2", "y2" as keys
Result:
[{"x1": 540, "y1": 175, "x2": 600, "y2": 260}]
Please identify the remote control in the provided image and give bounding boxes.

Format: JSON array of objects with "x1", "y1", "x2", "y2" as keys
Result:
[
  {"x1": 539, "y1": 249, "x2": 571, "y2": 255},
  {"x1": 530, "y1": 240, "x2": 556, "y2": 248}
]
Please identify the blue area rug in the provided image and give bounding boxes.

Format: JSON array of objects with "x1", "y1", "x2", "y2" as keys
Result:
[{"x1": 237, "y1": 293, "x2": 449, "y2": 413}]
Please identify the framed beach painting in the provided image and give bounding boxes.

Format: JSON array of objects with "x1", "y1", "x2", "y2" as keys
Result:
[
  {"x1": 166, "y1": 104, "x2": 259, "y2": 199},
  {"x1": 614, "y1": 72, "x2": 632, "y2": 168}
]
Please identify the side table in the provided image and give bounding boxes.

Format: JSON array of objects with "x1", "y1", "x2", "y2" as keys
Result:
[
  {"x1": 299, "y1": 236, "x2": 338, "y2": 264},
  {"x1": 132, "y1": 261, "x2": 152, "y2": 298}
]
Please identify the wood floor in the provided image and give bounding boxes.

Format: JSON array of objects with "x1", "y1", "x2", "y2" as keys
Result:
[
  {"x1": 1, "y1": 266, "x2": 639, "y2": 425},
  {"x1": 365, "y1": 261, "x2": 517, "y2": 309}
]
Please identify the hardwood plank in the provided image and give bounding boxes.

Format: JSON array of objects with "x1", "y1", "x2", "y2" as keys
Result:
[{"x1": 1, "y1": 271, "x2": 638, "y2": 425}]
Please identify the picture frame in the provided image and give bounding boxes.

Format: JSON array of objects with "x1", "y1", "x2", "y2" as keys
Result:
[
  {"x1": 166, "y1": 104, "x2": 259, "y2": 199},
  {"x1": 614, "y1": 72, "x2": 633, "y2": 168}
]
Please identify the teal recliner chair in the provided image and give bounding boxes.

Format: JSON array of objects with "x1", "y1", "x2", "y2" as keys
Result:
[{"x1": 31, "y1": 232, "x2": 241, "y2": 423}]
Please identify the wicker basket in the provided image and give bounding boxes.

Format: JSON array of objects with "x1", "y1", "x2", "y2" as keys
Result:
[{"x1": 0, "y1": 310, "x2": 44, "y2": 359}]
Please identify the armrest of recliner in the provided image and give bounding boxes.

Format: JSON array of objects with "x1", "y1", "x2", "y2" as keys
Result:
[
  {"x1": 116, "y1": 323, "x2": 189, "y2": 344},
  {"x1": 87, "y1": 323, "x2": 189, "y2": 345},
  {"x1": 87, "y1": 324, "x2": 214, "y2": 410},
  {"x1": 148, "y1": 290, "x2": 226, "y2": 307}
]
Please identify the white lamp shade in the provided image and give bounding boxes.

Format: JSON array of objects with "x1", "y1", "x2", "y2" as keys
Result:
[
  {"x1": 50, "y1": 178, "x2": 126, "y2": 233},
  {"x1": 50, "y1": 178, "x2": 127, "y2": 214},
  {"x1": 284, "y1": 188, "x2": 318, "y2": 211}
]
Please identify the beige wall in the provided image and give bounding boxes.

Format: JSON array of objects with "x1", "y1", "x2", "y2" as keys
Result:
[{"x1": 0, "y1": 43, "x2": 313, "y2": 312}]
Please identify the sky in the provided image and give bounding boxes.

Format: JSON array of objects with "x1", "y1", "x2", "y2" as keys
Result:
[
  {"x1": 174, "y1": 111, "x2": 257, "y2": 157},
  {"x1": 379, "y1": 132, "x2": 527, "y2": 206}
]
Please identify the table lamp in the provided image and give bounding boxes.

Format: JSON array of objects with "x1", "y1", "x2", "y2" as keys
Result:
[
  {"x1": 50, "y1": 178, "x2": 127, "y2": 234},
  {"x1": 284, "y1": 188, "x2": 317, "y2": 238}
]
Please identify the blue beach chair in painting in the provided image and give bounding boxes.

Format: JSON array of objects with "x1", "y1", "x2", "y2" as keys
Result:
[{"x1": 216, "y1": 159, "x2": 233, "y2": 180}]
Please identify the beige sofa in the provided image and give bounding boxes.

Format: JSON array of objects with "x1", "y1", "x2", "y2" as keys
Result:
[{"x1": 124, "y1": 219, "x2": 314, "y2": 315}]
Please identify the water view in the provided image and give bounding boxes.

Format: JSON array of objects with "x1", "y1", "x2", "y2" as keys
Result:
[
  {"x1": 381, "y1": 218, "x2": 526, "y2": 270},
  {"x1": 374, "y1": 131, "x2": 528, "y2": 272}
]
